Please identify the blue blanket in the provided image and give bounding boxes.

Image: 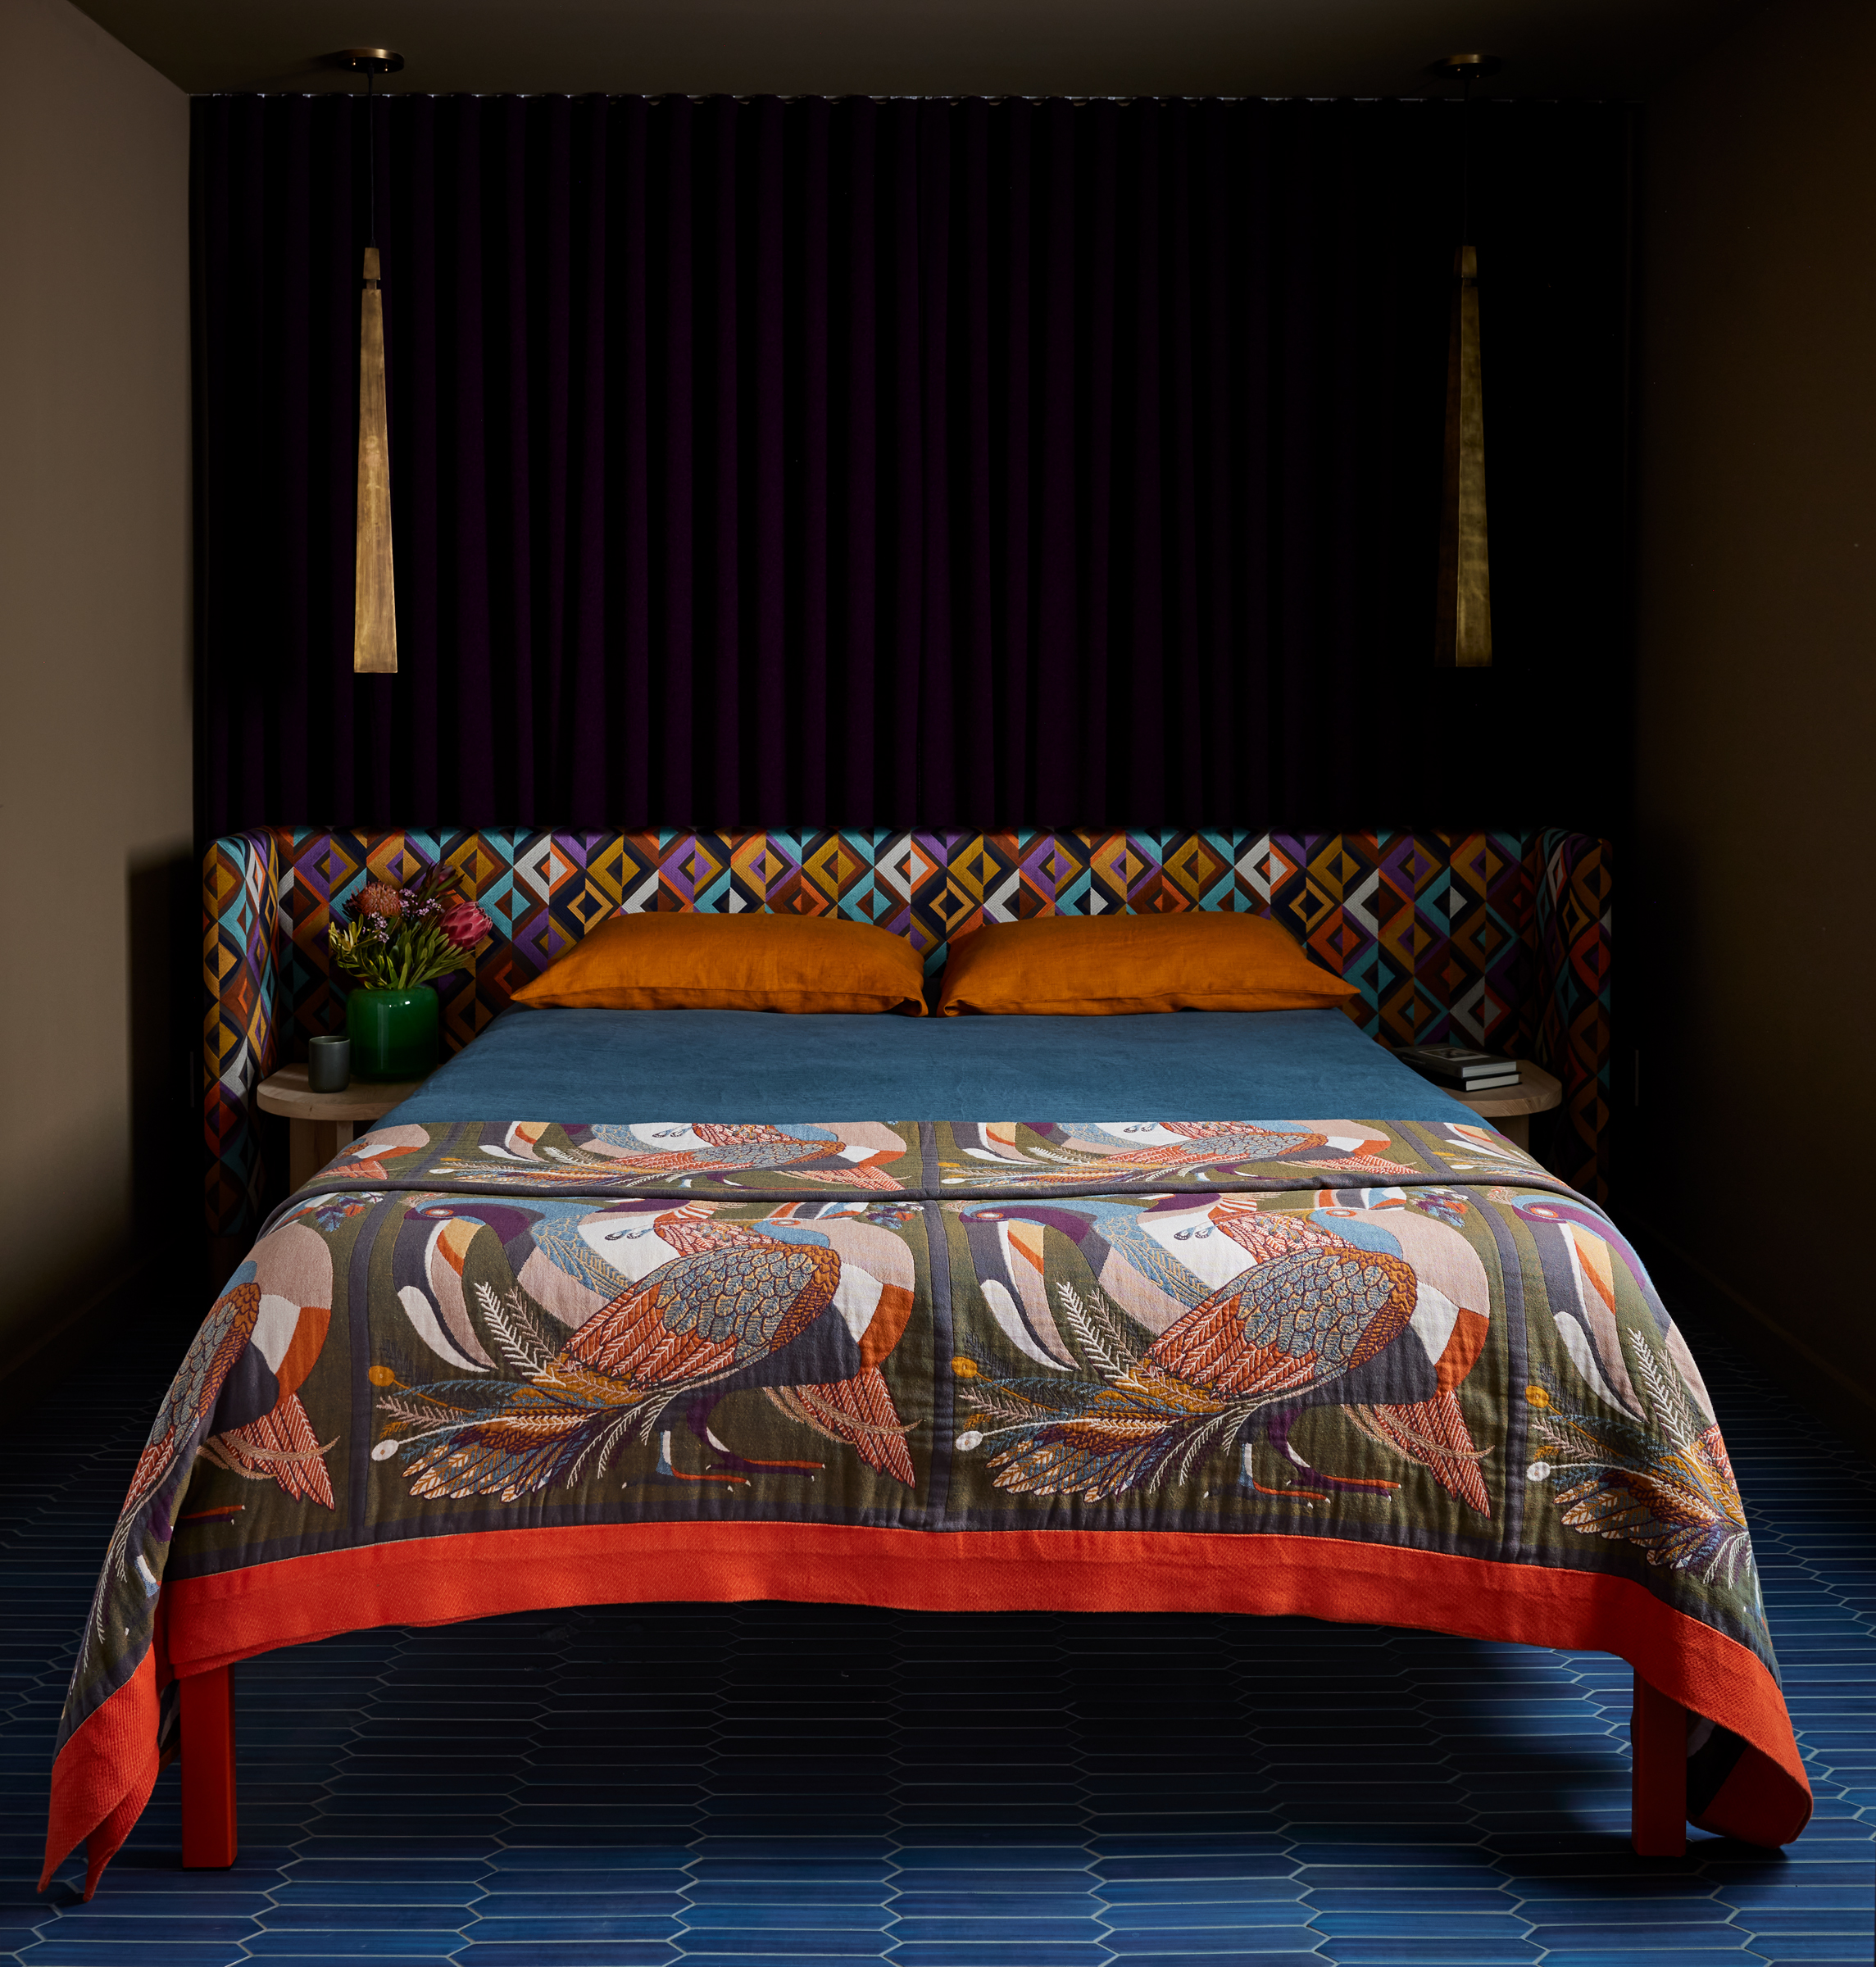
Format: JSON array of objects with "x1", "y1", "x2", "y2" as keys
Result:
[{"x1": 386, "y1": 1006, "x2": 1472, "y2": 1124}]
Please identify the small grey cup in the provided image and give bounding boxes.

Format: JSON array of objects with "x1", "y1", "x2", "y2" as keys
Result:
[{"x1": 307, "y1": 1035, "x2": 351, "y2": 1093}]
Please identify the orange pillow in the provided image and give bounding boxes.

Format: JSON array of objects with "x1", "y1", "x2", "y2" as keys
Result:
[
  {"x1": 511, "y1": 912, "x2": 928, "y2": 1015},
  {"x1": 936, "y1": 912, "x2": 1362, "y2": 1016}
]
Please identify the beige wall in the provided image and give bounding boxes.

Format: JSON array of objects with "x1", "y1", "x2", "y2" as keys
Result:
[
  {"x1": 1634, "y1": 0, "x2": 1876, "y2": 1448},
  {"x1": 0, "y1": 0, "x2": 190, "y2": 1369}
]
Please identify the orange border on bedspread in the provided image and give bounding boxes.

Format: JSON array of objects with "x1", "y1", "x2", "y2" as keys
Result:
[{"x1": 47, "y1": 1524, "x2": 1812, "y2": 1897}]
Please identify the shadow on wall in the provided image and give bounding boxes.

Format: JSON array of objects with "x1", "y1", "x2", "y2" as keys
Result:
[
  {"x1": 128, "y1": 846, "x2": 198, "y2": 1242},
  {"x1": 0, "y1": 847, "x2": 202, "y2": 1393}
]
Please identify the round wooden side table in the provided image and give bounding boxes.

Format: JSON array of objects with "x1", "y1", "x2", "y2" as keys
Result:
[
  {"x1": 256, "y1": 1063, "x2": 425, "y2": 1191},
  {"x1": 1442, "y1": 1060, "x2": 1563, "y2": 1151}
]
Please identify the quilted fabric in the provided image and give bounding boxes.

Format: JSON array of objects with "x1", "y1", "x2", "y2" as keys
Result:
[
  {"x1": 202, "y1": 829, "x2": 1613, "y2": 1238},
  {"x1": 59, "y1": 1108, "x2": 1801, "y2": 1897}
]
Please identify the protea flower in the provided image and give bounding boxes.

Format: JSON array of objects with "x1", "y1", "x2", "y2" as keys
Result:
[
  {"x1": 440, "y1": 900, "x2": 493, "y2": 952},
  {"x1": 332, "y1": 871, "x2": 493, "y2": 990}
]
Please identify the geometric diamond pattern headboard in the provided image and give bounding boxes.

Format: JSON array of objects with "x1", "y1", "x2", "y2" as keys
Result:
[{"x1": 204, "y1": 826, "x2": 1612, "y2": 1242}]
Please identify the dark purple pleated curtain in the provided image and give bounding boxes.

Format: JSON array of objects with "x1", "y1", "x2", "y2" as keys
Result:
[{"x1": 193, "y1": 95, "x2": 1633, "y2": 836}]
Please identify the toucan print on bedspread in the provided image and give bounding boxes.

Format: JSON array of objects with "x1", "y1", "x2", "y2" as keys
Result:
[{"x1": 48, "y1": 1115, "x2": 1809, "y2": 1895}]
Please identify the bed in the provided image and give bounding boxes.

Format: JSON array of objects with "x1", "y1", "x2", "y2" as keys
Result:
[{"x1": 43, "y1": 827, "x2": 1810, "y2": 1899}]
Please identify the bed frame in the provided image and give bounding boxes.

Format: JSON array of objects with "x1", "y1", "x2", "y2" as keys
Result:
[
  {"x1": 175, "y1": 1660, "x2": 1691, "y2": 1865},
  {"x1": 184, "y1": 825, "x2": 1675, "y2": 1865}
]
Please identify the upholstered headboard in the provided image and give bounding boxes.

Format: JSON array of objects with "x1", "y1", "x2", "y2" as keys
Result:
[{"x1": 204, "y1": 828, "x2": 1612, "y2": 1240}]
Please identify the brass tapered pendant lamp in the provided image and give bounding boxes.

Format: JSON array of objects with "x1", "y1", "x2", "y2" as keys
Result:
[
  {"x1": 1436, "y1": 240, "x2": 1490, "y2": 667},
  {"x1": 1430, "y1": 53, "x2": 1500, "y2": 670},
  {"x1": 337, "y1": 48, "x2": 403, "y2": 675}
]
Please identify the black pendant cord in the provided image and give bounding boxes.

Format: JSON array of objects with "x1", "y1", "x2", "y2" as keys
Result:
[
  {"x1": 1459, "y1": 68, "x2": 1473, "y2": 263},
  {"x1": 366, "y1": 66, "x2": 378, "y2": 252}
]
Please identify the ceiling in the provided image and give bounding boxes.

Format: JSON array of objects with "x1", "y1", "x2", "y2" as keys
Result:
[{"x1": 73, "y1": 0, "x2": 1761, "y2": 101}]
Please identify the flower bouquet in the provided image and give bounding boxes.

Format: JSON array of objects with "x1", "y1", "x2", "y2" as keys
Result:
[
  {"x1": 329, "y1": 865, "x2": 493, "y2": 989},
  {"x1": 329, "y1": 867, "x2": 493, "y2": 1081}
]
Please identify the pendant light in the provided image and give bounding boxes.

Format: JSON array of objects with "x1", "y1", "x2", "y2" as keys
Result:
[
  {"x1": 335, "y1": 48, "x2": 404, "y2": 675},
  {"x1": 1430, "y1": 52, "x2": 1501, "y2": 670}
]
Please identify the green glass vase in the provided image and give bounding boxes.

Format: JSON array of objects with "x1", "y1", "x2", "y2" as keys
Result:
[{"x1": 345, "y1": 985, "x2": 440, "y2": 1083}]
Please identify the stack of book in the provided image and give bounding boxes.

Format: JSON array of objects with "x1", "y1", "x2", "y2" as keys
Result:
[{"x1": 1392, "y1": 1043, "x2": 1522, "y2": 1093}]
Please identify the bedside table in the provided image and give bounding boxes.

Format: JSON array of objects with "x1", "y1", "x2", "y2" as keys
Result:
[
  {"x1": 256, "y1": 1063, "x2": 425, "y2": 1190},
  {"x1": 1442, "y1": 1060, "x2": 1563, "y2": 1152}
]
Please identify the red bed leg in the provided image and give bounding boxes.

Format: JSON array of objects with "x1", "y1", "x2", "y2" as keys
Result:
[
  {"x1": 1631, "y1": 1671, "x2": 1687, "y2": 1857},
  {"x1": 179, "y1": 1666, "x2": 238, "y2": 1869}
]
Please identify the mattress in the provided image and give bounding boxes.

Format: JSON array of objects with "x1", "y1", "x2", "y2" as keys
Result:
[{"x1": 46, "y1": 1008, "x2": 1810, "y2": 1897}]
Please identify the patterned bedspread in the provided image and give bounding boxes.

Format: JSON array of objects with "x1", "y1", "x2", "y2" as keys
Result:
[{"x1": 46, "y1": 1116, "x2": 1810, "y2": 1894}]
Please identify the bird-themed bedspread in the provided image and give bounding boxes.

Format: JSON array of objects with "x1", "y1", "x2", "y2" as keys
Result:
[{"x1": 47, "y1": 1115, "x2": 1810, "y2": 1894}]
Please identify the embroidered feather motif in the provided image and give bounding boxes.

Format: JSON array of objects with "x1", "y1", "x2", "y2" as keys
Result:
[{"x1": 198, "y1": 1392, "x2": 338, "y2": 1508}]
